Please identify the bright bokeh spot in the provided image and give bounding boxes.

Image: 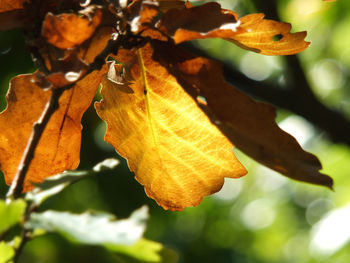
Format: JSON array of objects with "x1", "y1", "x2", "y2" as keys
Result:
[
  {"x1": 310, "y1": 204, "x2": 350, "y2": 257},
  {"x1": 241, "y1": 199, "x2": 276, "y2": 230}
]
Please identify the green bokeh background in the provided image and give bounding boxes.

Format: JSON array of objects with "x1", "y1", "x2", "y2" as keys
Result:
[{"x1": 1, "y1": 0, "x2": 350, "y2": 262}]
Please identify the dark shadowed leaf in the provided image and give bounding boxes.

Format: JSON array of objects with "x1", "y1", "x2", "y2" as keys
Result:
[{"x1": 150, "y1": 40, "x2": 333, "y2": 189}]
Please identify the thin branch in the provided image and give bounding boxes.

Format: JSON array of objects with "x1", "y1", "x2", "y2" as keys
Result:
[
  {"x1": 12, "y1": 226, "x2": 30, "y2": 263},
  {"x1": 6, "y1": 88, "x2": 65, "y2": 201},
  {"x1": 5, "y1": 30, "x2": 147, "y2": 201}
]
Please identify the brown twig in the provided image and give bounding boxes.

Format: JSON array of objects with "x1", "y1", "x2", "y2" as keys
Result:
[
  {"x1": 6, "y1": 88, "x2": 65, "y2": 201},
  {"x1": 5, "y1": 28, "x2": 148, "y2": 202}
]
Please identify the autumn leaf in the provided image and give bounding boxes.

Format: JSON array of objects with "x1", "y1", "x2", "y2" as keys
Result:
[
  {"x1": 0, "y1": 0, "x2": 28, "y2": 12},
  {"x1": 95, "y1": 45, "x2": 247, "y2": 211},
  {"x1": 0, "y1": 69, "x2": 105, "y2": 191},
  {"x1": 42, "y1": 8, "x2": 103, "y2": 49},
  {"x1": 0, "y1": 0, "x2": 29, "y2": 31},
  {"x1": 156, "y1": 2, "x2": 309, "y2": 55},
  {"x1": 150, "y1": 40, "x2": 333, "y2": 189},
  {"x1": 0, "y1": 22, "x2": 113, "y2": 191}
]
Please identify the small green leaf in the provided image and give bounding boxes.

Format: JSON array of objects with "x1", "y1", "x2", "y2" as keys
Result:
[
  {"x1": 106, "y1": 238, "x2": 179, "y2": 263},
  {"x1": 25, "y1": 158, "x2": 119, "y2": 206},
  {"x1": 0, "y1": 199, "x2": 26, "y2": 235},
  {"x1": 0, "y1": 242, "x2": 15, "y2": 263},
  {"x1": 26, "y1": 206, "x2": 148, "y2": 246}
]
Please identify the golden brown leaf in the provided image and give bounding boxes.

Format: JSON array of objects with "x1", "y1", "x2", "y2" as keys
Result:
[
  {"x1": 0, "y1": 25, "x2": 112, "y2": 191},
  {"x1": 0, "y1": 68, "x2": 106, "y2": 191},
  {"x1": 42, "y1": 9, "x2": 102, "y2": 49},
  {"x1": 95, "y1": 44, "x2": 247, "y2": 211},
  {"x1": 150, "y1": 40, "x2": 333, "y2": 188},
  {"x1": 228, "y1": 14, "x2": 310, "y2": 55},
  {"x1": 0, "y1": 0, "x2": 27, "y2": 12},
  {"x1": 157, "y1": 2, "x2": 309, "y2": 55}
]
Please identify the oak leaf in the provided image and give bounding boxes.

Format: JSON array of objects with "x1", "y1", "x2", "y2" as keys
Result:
[
  {"x1": 42, "y1": 8, "x2": 102, "y2": 49},
  {"x1": 150, "y1": 40, "x2": 333, "y2": 189},
  {"x1": 157, "y1": 2, "x2": 310, "y2": 55},
  {"x1": 0, "y1": 69, "x2": 105, "y2": 191},
  {"x1": 95, "y1": 45, "x2": 247, "y2": 211},
  {"x1": 0, "y1": 0, "x2": 28, "y2": 31},
  {"x1": 0, "y1": 26, "x2": 113, "y2": 191},
  {"x1": 0, "y1": 0, "x2": 28, "y2": 12}
]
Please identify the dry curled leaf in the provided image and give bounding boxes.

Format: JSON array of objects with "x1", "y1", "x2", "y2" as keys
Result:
[
  {"x1": 95, "y1": 45, "x2": 247, "y2": 211},
  {"x1": 42, "y1": 8, "x2": 102, "y2": 49},
  {"x1": 150, "y1": 40, "x2": 332, "y2": 189},
  {"x1": 157, "y1": 2, "x2": 309, "y2": 55}
]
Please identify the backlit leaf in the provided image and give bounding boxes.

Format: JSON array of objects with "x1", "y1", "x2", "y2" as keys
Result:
[
  {"x1": 157, "y1": 2, "x2": 309, "y2": 55},
  {"x1": 106, "y1": 238, "x2": 178, "y2": 263},
  {"x1": 0, "y1": 199, "x2": 26, "y2": 235},
  {"x1": 0, "y1": 242, "x2": 15, "y2": 263},
  {"x1": 42, "y1": 8, "x2": 102, "y2": 49},
  {"x1": 0, "y1": 25, "x2": 112, "y2": 191},
  {"x1": 95, "y1": 44, "x2": 247, "y2": 211},
  {"x1": 0, "y1": 68, "x2": 106, "y2": 191},
  {"x1": 150, "y1": 41, "x2": 332, "y2": 188},
  {"x1": 0, "y1": 0, "x2": 27, "y2": 12}
]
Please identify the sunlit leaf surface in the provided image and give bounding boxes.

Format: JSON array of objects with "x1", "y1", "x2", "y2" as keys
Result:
[
  {"x1": 95, "y1": 45, "x2": 247, "y2": 210},
  {"x1": 157, "y1": 2, "x2": 309, "y2": 55},
  {"x1": 149, "y1": 40, "x2": 332, "y2": 188}
]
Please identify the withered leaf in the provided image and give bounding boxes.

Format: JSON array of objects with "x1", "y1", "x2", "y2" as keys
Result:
[
  {"x1": 0, "y1": 68, "x2": 106, "y2": 191},
  {"x1": 0, "y1": 0, "x2": 29, "y2": 31},
  {"x1": 0, "y1": 0, "x2": 28, "y2": 12},
  {"x1": 42, "y1": 8, "x2": 102, "y2": 49},
  {"x1": 157, "y1": 2, "x2": 309, "y2": 55},
  {"x1": 150, "y1": 40, "x2": 333, "y2": 189},
  {"x1": 0, "y1": 23, "x2": 113, "y2": 191},
  {"x1": 95, "y1": 45, "x2": 247, "y2": 211}
]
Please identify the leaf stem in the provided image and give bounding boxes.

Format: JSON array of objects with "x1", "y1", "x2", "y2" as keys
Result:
[{"x1": 6, "y1": 88, "x2": 65, "y2": 202}]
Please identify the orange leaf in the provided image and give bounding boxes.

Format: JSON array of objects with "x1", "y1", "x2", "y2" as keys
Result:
[
  {"x1": 0, "y1": 0, "x2": 29, "y2": 31},
  {"x1": 0, "y1": 0, "x2": 28, "y2": 12},
  {"x1": 150, "y1": 40, "x2": 333, "y2": 189},
  {"x1": 95, "y1": 44, "x2": 247, "y2": 211},
  {"x1": 0, "y1": 68, "x2": 106, "y2": 191},
  {"x1": 228, "y1": 14, "x2": 310, "y2": 55},
  {"x1": 157, "y1": 2, "x2": 309, "y2": 55},
  {"x1": 42, "y1": 8, "x2": 102, "y2": 49},
  {"x1": 0, "y1": 25, "x2": 112, "y2": 191}
]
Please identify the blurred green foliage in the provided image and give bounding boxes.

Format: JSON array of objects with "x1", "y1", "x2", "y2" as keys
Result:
[{"x1": 1, "y1": 0, "x2": 350, "y2": 262}]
